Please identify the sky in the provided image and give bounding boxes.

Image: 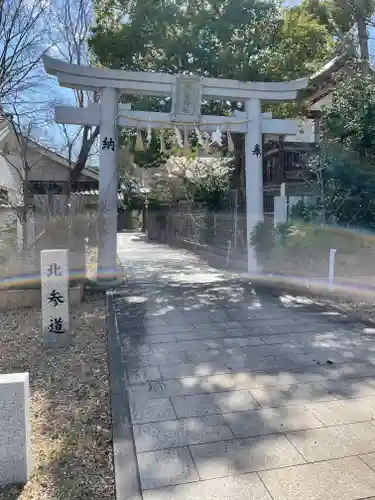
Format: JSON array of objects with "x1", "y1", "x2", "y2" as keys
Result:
[{"x1": 12, "y1": 0, "x2": 97, "y2": 163}]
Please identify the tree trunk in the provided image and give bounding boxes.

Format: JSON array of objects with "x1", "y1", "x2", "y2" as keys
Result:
[
  {"x1": 318, "y1": 169, "x2": 326, "y2": 223},
  {"x1": 141, "y1": 206, "x2": 146, "y2": 232},
  {"x1": 231, "y1": 133, "x2": 245, "y2": 199},
  {"x1": 356, "y1": 8, "x2": 369, "y2": 75},
  {"x1": 70, "y1": 125, "x2": 100, "y2": 189},
  {"x1": 22, "y1": 170, "x2": 29, "y2": 254}
]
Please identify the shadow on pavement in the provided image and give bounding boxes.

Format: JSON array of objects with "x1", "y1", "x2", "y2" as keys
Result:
[{"x1": 113, "y1": 234, "x2": 375, "y2": 493}]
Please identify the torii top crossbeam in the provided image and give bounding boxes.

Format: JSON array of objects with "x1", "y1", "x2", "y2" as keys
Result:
[{"x1": 43, "y1": 55, "x2": 308, "y2": 101}]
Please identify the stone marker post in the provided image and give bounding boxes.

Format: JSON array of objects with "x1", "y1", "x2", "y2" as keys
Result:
[
  {"x1": 274, "y1": 196, "x2": 288, "y2": 227},
  {"x1": 41, "y1": 249, "x2": 70, "y2": 345},
  {"x1": 0, "y1": 372, "x2": 31, "y2": 486},
  {"x1": 329, "y1": 248, "x2": 337, "y2": 291}
]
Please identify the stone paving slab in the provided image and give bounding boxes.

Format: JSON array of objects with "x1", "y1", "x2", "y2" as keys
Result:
[
  {"x1": 151, "y1": 324, "x2": 197, "y2": 334},
  {"x1": 287, "y1": 350, "x2": 362, "y2": 366},
  {"x1": 145, "y1": 333, "x2": 178, "y2": 344},
  {"x1": 261, "y1": 324, "x2": 325, "y2": 335},
  {"x1": 226, "y1": 325, "x2": 275, "y2": 336},
  {"x1": 133, "y1": 415, "x2": 234, "y2": 452},
  {"x1": 189, "y1": 434, "x2": 305, "y2": 479},
  {"x1": 182, "y1": 344, "x2": 292, "y2": 361},
  {"x1": 151, "y1": 336, "x2": 265, "y2": 355},
  {"x1": 360, "y1": 452, "x2": 375, "y2": 471},
  {"x1": 323, "y1": 377, "x2": 375, "y2": 399},
  {"x1": 172, "y1": 390, "x2": 260, "y2": 418},
  {"x1": 323, "y1": 363, "x2": 375, "y2": 381},
  {"x1": 223, "y1": 406, "x2": 324, "y2": 438},
  {"x1": 158, "y1": 314, "x2": 190, "y2": 326},
  {"x1": 222, "y1": 336, "x2": 266, "y2": 347},
  {"x1": 260, "y1": 331, "x2": 357, "y2": 345},
  {"x1": 259, "y1": 456, "x2": 375, "y2": 500},
  {"x1": 142, "y1": 473, "x2": 273, "y2": 500},
  {"x1": 127, "y1": 351, "x2": 190, "y2": 368},
  {"x1": 249, "y1": 382, "x2": 337, "y2": 407},
  {"x1": 146, "y1": 316, "x2": 169, "y2": 325},
  {"x1": 159, "y1": 362, "x2": 231, "y2": 379},
  {"x1": 208, "y1": 311, "x2": 233, "y2": 322},
  {"x1": 178, "y1": 373, "x2": 299, "y2": 393},
  {"x1": 128, "y1": 366, "x2": 162, "y2": 384},
  {"x1": 306, "y1": 396, "x2": 375, "y2": 425},
  {"x1": 129, "y1": 394, "x2": 177, "y2": 423},
  {"x1": 137, "y1": 446, "x2": 199, "y2": 489},
  {"x1": 220, "y1": 321, "x2": 249, "y2": 330},
  {"x1": 226, "y1": 357, "x2": 279, "y2": 373},
  {"x1": 226, "y1": 310, "x2": 288, "y2": 322},
  {"x1": 286, "y1": 422, "x2": 375, "y2": 461},
  {"x1": 183, "y1": 348, "x2": 239, "y2": 364},
  {"x1": 172, "y1": 330, "x2": 233, "y2": 341},
  {"x1": 122, "y1": 341, "x2": 155, "y2": 357},
  {"x1": 158, "y1": 362, "x2": 375, "y2": 392},
  {"x1": 183, "y1": 311, "x2": 224, "y2": 323},
  {"x1": 129, "y1": 379, "x2": 184, "y2": 398}
]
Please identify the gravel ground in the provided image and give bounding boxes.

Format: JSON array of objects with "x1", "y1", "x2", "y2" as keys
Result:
[
  {"x1": 0, "y1": 294, "x2": 115, "y2": 500},
  {"x1": 312, "y1": 294, "x2": 375, "y2": 325}
]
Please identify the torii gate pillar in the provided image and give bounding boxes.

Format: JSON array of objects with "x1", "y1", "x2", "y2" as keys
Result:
[
  {"x1": 245, "y1": 98, "x2": 263, "y2": 272},
  {"x1": 97, "y1": 87, "x2": 118, "y2": 280}
]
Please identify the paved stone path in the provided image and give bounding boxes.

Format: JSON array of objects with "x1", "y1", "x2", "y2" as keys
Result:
[{"x1": 115, "y1": 232, "x2": 375, "y2": 500}]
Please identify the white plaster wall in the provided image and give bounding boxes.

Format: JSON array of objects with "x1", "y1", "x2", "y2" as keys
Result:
[
  {"x1": 0, "y1": 154, "x2": 23, "y2": 205},
  {"x1": 0, "y1": 208, "x2": 16, "y2": 230},
  {"x1": 284, "y1": 119, "x2": 316, "y2": 143},
  {"x1": 27, "y1": 154, "x2": 95, "y2": 183},
  {"x1": 0, "y1": 149, "x2": 96, "y2": 206},
  {"x1": 27, "y1": 152, "x2": 71, "y2": 182}
]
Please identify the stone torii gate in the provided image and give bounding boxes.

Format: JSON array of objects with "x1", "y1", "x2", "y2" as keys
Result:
[{"x1": 43, "y1": 55, "x2": 308, "y2": 280}]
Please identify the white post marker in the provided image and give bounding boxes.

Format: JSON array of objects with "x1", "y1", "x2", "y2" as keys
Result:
[
  {"x1": 41, "y1": 249, "x2": 69, "y2": 343},
  {"x1": 233, "y1": 188, "x2": 238, "y2": 249},
  {"x1": 328, "y1": 248, "x2": 336, "y2": 291},
  {"x1": 226, "y1": 239, "x2": 232, "y2": 267}
]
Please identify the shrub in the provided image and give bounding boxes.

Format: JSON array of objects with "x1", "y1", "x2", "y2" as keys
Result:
[
  {"x1": 290, "y1": 200, "x2": 322, "y2": 223},
  {"x1": 250, "y1": 220, "x2": 277, "y2": 263}
]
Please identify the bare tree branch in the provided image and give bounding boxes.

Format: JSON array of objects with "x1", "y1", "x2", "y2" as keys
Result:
[
  {"x1": 0, "y1": 0, "x2": 51, "y2": 107},
  {"x1": 49, "y1": 0, "x2": 99, "y2": 190}
]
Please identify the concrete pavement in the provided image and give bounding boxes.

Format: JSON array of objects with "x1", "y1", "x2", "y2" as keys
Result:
[{"x1": 114, "y1": 232, "x2": 375, "y2": 500}]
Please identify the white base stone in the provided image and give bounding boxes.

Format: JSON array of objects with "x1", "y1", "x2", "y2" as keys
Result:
[{"x1": 0, "y1": 373, "x2": 31, "y2": 486}]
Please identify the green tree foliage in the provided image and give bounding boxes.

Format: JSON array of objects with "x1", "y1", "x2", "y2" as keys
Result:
[
  {"x1": 89, "y1": 0, "x2": 338, "y2": 189},
  {"x1": 91, "y1": 0, "x2": 278, "y2": 79},
  {"x1": 322, "y1": 73, "x2": 375, "y2": 165},
  {"x1": 324, "y1": 159, "x2": 375, "y2": 227},
  {"x1": 90, "y1": 0, "x2": 336, "y2": 82},
  {"x1": 90, "y1": 0, "x2": 339, "y2": 134},
  {"x1": 267, "y1": 1, "x2": 337, "y2": 79},
  {"x1": 301, "y1": 73, "x2": 375, "y2": 228},
  {"x1": 266, "y1": 0, "x2": 338, "y2": 117},
  {"x1": 307, "y1": 0, "x2": 375, "y2": 72}
]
